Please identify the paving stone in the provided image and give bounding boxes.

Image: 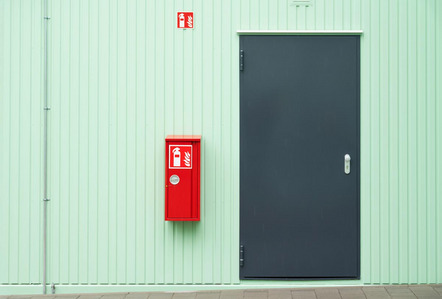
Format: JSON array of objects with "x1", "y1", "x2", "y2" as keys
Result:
[
  {"x1": 195, "y1": 292, "x2": 220, "y2": 299},
  {"x1": 244, "y1": 289, "x2": 267, "y2": 293},
  {"x1": 409, "y1": 286, "x2": 439, "y2": 297},
  {"x1": 219, "y1": 291, "x2": 242, "y2": 295},
  {"x1": 414, "y1": 296, "x2": 442, "y2": 299},
  {"x1": 171, "y1": 293, "x2": 196, "y2": 299},
  {"x1": 244, "y1": 291, "x2": 267, "y2": 299},
  {"x1": 362, "y1": 287, "x2": 389, "y2": 299},
  {"x1": 76, "y1": 295, "x2": 103, "y2": 299},
  {"x1": 340, "y1": 296, "x2": 365, "y2": 299},
  {"x1": 364, "y1": 294, "x2": 390, "y2": 299},
  {"x1": 365, "y1": 292, "x2": 389, "y2": 296},
  {"x1": 148, "y1": 294, "x2": 173, "y2": 299},
  {"x1": 386, "y1": 287, "x2": 415, "y2": 296},
  {"x1": 219, "y1": 290, "x2": 243, "y2": 299},
  {"x1": 339, "y1": 287, "x2": 364, "y2": 292},
  {"x1": 363, "y1": 287, "x2": 388, "y2": 293},
  {"x1": 291, "y1": 290, "x2": 316, "y2": 299},
  {"x1": 195, "y1": 292, "x2": 220, "y2": 294},
  {"x1": 435, "y1": 288, "x2": 442, "y2": 296},
  {"x1": 338, "y1": 288, "x2": 366, "y2": 299},
  {"x1": 268, "y1": 289, "x2": 292, "y2": 299},
  {"x1": 101, "y1": 295, "x2": 127, "y2": 299},
  {"x1": 315, "y1": 287, "x2": 341, "y2": 299},
  {"x1": 390, "y1": 296, "x2": 416, "y2": 299},
  {"x1": 124, "y1": 294, "x2": 148, "y2": 299}
]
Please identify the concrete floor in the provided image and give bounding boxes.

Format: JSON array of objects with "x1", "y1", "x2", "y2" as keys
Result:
[{"x1": 3, "y1": 285, "x2": 442, "y2": 299}]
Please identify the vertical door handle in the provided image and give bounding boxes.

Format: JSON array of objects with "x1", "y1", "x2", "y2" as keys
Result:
[{"x1": 344, "y1": 154, "x2": 351, "y2": 174}]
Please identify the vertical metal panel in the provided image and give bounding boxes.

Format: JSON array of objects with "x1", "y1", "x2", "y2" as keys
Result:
[
  {"x1": 397, "y1": 0, "x2": 409, "y2": 284},
  {"x1": 379, "y1": 0, "x2": 389, "y2": 284},
  {"x1": 1, "y1": 0, "x2": 441, "y2": 289},
  {"x1": 388, "y1": 0, "x2": 399, "y2": 284},
  {"x1": 0, "y1": 0, "x2": 43, "y2": 285},
  {"x1": 437, "y1": 0, "x2": 442, "y2": 283}
]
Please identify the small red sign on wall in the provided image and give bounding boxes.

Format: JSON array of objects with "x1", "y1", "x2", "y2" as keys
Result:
[
  {"x1": 169, "y1": 145, "x2": 193, "y2": 169},
  {"x1": 177, "y1": 12, "x2": 193, "y2": 29}
]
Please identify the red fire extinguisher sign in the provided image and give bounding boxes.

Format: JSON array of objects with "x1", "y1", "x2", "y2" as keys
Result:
[
  {"x1": 177, "y1": 12, "x2": 193, "y2": 29},
  {"x1": 168, "y1": 145, "x2": 192, "y2": 169}
]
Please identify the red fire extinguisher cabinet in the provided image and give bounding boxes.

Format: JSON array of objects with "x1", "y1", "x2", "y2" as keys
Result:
[{"x1": 165, "y1": 135, "x2": 201, "y2": 221}]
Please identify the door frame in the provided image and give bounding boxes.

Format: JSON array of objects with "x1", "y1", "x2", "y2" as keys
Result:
[{"x1": 237, "y1": 31, "x2": 362, "y2": 281}]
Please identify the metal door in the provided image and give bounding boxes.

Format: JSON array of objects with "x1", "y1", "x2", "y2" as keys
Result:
[{"x1": 240, "y1": 35, "x2": 360, "y2": 279}]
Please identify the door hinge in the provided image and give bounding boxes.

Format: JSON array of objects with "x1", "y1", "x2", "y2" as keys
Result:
[
  {"x1": 240, "y1": 50, "x2": 244, "y2": 71},
  {"x1": 240, "y1": 245, "x2": 245, "y2": 267}
]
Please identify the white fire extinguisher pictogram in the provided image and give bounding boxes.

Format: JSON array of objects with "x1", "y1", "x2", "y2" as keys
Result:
[
  {"x1": 173, "y1": 147, "x2": 181, "y2": 167},
  {"x1": 179, "y1": 13, "x2": 185, "y2": 28}
]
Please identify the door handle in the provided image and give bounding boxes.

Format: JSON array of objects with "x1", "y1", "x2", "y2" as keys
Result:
[{"x1": 344, "y1": 154, "x2": 351, "y2": 174}]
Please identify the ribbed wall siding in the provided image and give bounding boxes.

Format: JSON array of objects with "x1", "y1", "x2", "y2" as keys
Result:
[
  {"x1": 359, "y1": 0, "x2": 441, "y2": 285},
  {"x1": 46, "y1": 0, "x2": 240, "y2": 286},
  {"x1": 0, "y1": 0, "x2": 441, "y2": 289},
  {"x1": 0, "y1": 0, "x2": 43, "y2": 284}
]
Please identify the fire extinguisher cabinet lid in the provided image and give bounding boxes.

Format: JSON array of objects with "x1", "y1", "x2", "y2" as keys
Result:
[{"x1": 166, "y1": 135, "x2": 201, "y2": 141}]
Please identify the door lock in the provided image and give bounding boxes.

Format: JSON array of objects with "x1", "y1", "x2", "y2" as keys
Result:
[{"x1": 344, "y1": 154, "x2": 351, "y2": 174}]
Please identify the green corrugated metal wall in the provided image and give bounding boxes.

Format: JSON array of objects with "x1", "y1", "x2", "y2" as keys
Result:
[{"x1": 0, "y1": 0, "x2": 441, "y2": 293}]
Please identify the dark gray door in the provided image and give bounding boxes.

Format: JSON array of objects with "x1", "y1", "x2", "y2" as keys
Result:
[{"x1": 240, "y1": 35, "x2": 360, "y2": 279}]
